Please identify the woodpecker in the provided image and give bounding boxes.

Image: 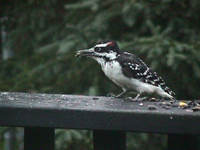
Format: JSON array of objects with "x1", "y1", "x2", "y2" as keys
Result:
[{"x1": 76, "y1": 40, "x2": 175, "y2": 100}]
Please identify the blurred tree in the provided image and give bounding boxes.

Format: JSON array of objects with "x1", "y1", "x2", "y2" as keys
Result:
[{"x1": 1, "y1": 0, "x2": 200, "y2": 149}]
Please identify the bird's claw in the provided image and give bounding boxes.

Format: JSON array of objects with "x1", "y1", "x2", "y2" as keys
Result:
[{"x1": 125, "y1": 96, "x2": 148, "y2": 102}]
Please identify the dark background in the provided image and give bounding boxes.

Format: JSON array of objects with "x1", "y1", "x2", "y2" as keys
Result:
[{"x1": 1, "y1": 0, "x2": 200, "y2": 149}]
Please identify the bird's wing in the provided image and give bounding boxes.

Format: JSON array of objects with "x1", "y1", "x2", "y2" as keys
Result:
[{"x1": 118, "y1": 52, "x2": 175, "y2": 96}]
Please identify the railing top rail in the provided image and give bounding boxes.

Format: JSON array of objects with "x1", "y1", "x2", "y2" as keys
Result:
[{"x1": 0, "y1": 92, "x2": 200, "y2": 134}]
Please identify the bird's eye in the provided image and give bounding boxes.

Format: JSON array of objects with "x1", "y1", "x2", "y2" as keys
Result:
[{"x1": 95, "y1": 47, "x2": 101, "y2": 52}]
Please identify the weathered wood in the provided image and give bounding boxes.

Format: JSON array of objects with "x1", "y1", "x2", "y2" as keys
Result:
[
  {"x1": 24, "y1": 127, "x2": 55, "y2": 150},
  {"x1": 168, "y1": 134, "x2": 198, "y2": 150},
  {"x1": 93, "y1": 130, "x2": 126, "y2": 150},
  {"x1": 0, "y1": 92, "x2": 200, "y2": 134}
]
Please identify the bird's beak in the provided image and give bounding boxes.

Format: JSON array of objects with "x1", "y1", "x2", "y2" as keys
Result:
[{"x1": 76, "y1": 48, "x2": 95, "y2": 57}]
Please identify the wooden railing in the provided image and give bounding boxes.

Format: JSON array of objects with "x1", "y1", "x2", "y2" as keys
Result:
[{"x1": 0, "y1": 92, "x2": 199, "y2": 150}]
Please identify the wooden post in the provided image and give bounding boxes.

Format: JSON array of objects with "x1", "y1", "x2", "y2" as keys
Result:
[
  {"x1": 0, "y1": 20, "x2": 2, "y2": 60},
  {"x1": 93, "y1": 130, "x2": 126, "y2": 150},
  {"x1": 24, "y1": 127, "x2": 55, "y2": 150},
  {"x1": 168, "y1": 134, "x2": 198, "y2": 150}
]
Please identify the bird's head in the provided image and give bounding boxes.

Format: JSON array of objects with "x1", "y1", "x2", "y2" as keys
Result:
[{"x1": 76, "y1": 40, "x2": 120, "y2": 62}]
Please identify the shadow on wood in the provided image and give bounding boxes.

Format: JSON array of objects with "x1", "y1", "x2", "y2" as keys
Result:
[
  {"x1": 168, "y1": 134, "x2": 199, "y2": 150},
  {"x1": 24, "y1": 127, "x2": 55, "y2": 150},
  {"x1": 93, "y1": 130, "x2": 126, "y2": 150}
]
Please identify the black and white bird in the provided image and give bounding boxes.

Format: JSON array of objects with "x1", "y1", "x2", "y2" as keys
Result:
[{"x1": 76, "y1": 40, "x2": 175, "y2": 100}]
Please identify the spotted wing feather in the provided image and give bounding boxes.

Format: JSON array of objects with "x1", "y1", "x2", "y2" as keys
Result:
[{"x1": 117, "y1": 52, "x2": 175, "y2": 97}]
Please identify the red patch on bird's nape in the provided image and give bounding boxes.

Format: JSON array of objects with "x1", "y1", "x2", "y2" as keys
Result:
[{"x1": 107, "y1": 42, "x2": 115, "y2": 47}]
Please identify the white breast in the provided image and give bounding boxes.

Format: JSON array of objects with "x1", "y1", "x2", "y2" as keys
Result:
[{"x1": 101, "y1": 61, "x2": 136, "y2": 90}]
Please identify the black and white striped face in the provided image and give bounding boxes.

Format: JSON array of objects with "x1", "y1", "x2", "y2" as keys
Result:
[{"x1": 76, "y1": 41, "x2": 120, "y2": 61}]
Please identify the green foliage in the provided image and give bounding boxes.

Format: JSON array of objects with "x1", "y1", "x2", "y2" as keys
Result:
[
  {"x1": 56, "y1": 130, "x2": 92, "y2": 150},
  {"x1": 1, "y1": 0, "x2": 200, "y2": 149},
  {"x1": 127, "y1": 133, "x2": 167, "y2": 150}
]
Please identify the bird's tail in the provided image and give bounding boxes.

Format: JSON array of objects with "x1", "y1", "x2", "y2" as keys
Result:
[{"x1": 163, "y1": 86, "x2": 176, "y2": 99}]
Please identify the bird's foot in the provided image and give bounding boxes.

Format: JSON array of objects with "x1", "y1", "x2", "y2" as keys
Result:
[
  {"x1": 126, "y1": 96, "x2": 147, "y2": 102},
  {"x1": 114, "y1": 90, "x2": 127, "y2": 98},
  {"x1": 125, "y1": 97, "x2": 138, "y2": 102},
  {"x1": 115, "y1": 94, "x2": 122, "y2": 98}
]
